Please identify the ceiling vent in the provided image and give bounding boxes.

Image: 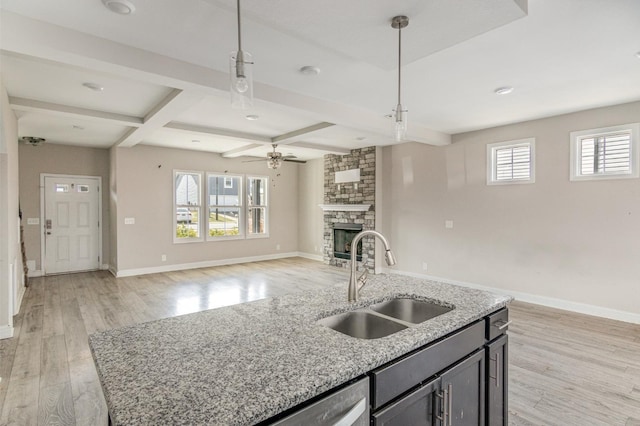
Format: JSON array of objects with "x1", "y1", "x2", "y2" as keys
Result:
[{"x1": 21, "y1": 136, "x2": 46, "y2": 146}]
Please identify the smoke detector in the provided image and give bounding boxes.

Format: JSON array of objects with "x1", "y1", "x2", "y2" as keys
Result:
[{"x1": 21, "y1": 136, "x2": 46, "y2": 146}]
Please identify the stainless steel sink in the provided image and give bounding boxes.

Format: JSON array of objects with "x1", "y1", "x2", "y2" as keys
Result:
[
  {"x1": 369, "y1": 298, "x2": 452, "y2": 324},
  {"x1": 318, "y1": 311, "x2": 407, "y2": 339}
]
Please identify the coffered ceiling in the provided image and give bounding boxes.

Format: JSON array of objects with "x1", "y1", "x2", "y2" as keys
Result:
[{"x1": 1, "y1": 0, "x2": 639, "y2": 160}]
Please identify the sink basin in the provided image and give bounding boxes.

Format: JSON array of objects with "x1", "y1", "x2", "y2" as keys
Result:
[
  {"x1": 370, "y1": 298, "x2": 452, "y2": 324},
  {"x1": 318, "y1": 311, "x2": 407, "y2": 339}
]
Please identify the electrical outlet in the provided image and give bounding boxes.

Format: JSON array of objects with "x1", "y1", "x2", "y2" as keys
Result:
[
  {"x1": 161, "y1": 254, "x2": 167, "y2": 262},
  {"x1": 276, "y1": 244, "x2": 281, "y2": 250},
  {"x1": 422, "y1": 262, "x2": 428, "y2": 271},
  {"x1": 314, "y1": 245, "x2": 318, "y2": 252},
  {"x1": 445, "y1": 220, "x2": 454, "y2": 229}
]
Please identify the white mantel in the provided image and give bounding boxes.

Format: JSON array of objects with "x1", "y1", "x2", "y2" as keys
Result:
[{"x1": 318, "y1": 204, "x2": 371, "y2": 212}]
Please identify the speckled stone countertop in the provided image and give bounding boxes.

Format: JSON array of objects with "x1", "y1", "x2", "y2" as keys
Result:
[{"x1": 89, "y1": 274, "x2": 512, "y2": 426}]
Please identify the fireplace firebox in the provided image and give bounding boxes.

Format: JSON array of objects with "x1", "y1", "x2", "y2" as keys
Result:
[{"x1": 333, "y1": 224, "x2": 363, "y2": 261}]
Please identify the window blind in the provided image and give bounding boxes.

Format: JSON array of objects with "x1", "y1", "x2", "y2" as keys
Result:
[
  {"x1": 579, "y1": 132, "x2": 631, "y2": 175},
  {"x1": 495, "y1": 145, "x2": 531, "y2": 181}
]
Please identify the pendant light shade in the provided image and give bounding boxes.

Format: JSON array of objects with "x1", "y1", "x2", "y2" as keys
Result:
[
  {"x1": 391, "y1": 16, "x2": 408, "y2": 142},
  {"x1": 230, "y1": 0, "x2": 253, "y2": 109}
]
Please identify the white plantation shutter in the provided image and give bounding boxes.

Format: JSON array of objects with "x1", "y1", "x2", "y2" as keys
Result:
[
  {"x1": 570, "y1": 124, "x2": 639, "y2": 181},
  {"x1": 579, "y1": 132, "x2": 631, "y2": 175},
  {"x1": 495, "y1": 145, "x2": 531, "y2": 181},
  {"x1": 487, "y1": 138, "x2": 535, "y2": 185}
]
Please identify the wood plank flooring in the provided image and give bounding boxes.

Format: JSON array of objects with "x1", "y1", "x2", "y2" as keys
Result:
[{"x1": 1, "y1": 258, "x2": 639, "y2": 425}]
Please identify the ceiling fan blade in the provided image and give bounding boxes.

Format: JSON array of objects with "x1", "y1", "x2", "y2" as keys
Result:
[
  {"x1": 242, "y1": 159, "x2": 267, "y2": 163},
  {"x1": 283, "y1": 159, "x2": 307, "y2": 164},
  {"x1": 281, "y1": 155, "x2": 298, "y2": 160}
]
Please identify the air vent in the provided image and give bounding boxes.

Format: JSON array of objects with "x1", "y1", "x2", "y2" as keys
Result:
[{"x1": 20, "y1": 136, "x2": 46, "y2": 146}]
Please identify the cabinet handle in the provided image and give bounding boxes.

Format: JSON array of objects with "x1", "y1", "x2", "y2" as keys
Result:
[
  {"x1": 447, "y1": 383, "x2": 453, "y2": 426},
  {"x1": 496, "y1": 352, "x2": 500, "y2": 387},
  {"x1": 436, "y1": 390, "x2": 447, "y2": 425},
  {"x1": 495, "y1": 320, "x2": 512, "y2": 330},
  {"x1": 489, "y1": 353, "x2": 501, "y2": 387},
  {"x1": 332, "y1": 397, "x2": 366, "y2": 426}
]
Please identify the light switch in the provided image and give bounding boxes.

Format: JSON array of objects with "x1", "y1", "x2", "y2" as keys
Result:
[
  {"x1": 124, "y1": 217, "x2": 135, "y2": 225},
  {"x1": 445, "y1": 220, "x2": 454, "y2": 229},
  {"x1": 27, "y1": 218, "x2": 40, "y2": 225}
]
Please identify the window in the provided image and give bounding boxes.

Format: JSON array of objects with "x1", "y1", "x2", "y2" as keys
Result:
[
  {"x1": 207, "y1": 174, "x2": 242, "y2": 239},
  {"x1": 570, "y1": 123, "x2": 639, "y2": 181},
  {"x1": 487, "y1": 138, "x2": 535, "y2": 185},
  {"x1": 174, "y1": 171, "x2": 202, "y2": 241},
  {"x1": 246, "y1": 176, "x2": 268, "y2": 237}
]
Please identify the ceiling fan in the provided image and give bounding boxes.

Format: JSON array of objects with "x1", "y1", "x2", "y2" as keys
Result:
[{"x1": 244, "y1": 144, "x2": 306, "y2": 169}]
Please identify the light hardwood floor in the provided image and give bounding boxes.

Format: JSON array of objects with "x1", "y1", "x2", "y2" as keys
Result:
[{"x1": 0, "y1": 258, "x2": 639, "y2": 425}]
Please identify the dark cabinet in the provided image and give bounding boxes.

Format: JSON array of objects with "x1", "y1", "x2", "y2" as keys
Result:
[
  {"x1": 440, "y1": 349, "x2": 485, "y2": 426},
  {"x1": 372, "y1": 377, "x2": 440, "y2": 426},
  {"x1": 486, "y1": 333, "x2": 508, "y2": 425}
]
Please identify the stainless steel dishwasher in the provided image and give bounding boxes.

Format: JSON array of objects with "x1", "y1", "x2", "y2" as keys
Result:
[{"x1": 270, "y1": 377, "x2": 369, "y2": 426}]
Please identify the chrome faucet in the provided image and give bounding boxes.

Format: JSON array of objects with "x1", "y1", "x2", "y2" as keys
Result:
[{"x1": 348, "y1": 230, "x2": 397, "y2": 302}]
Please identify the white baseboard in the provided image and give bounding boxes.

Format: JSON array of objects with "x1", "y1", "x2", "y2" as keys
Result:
[
  {"x1": 385, "y1": 269, "x2": 640, "y2": 325},
  {"x1": 116, "y1": 252, "x2": 302, "y2": 277},
  {"x1": 0, "y1": 325, "x2": 14, "y2": 340},
  {"x1": 296, "y1": 252, "x2": 324, "y2": 262},
  {"x1": 27, "y1": 269, "x2": 43, "y2": 278}
]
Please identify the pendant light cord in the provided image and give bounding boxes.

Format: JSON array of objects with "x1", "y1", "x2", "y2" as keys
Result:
[
  {"x1": 397, "y1": 24, "x2": 402, "y2": 107},
  {"x1": 236, "y1": 0, "x2": 243, "y2": 52}
]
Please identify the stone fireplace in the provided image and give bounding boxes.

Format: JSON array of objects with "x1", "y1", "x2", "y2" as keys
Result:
[{"x1": 322, "y1": 146, "x2": 376, "y2": 271}]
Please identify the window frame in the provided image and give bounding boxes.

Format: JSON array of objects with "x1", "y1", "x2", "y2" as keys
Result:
[
  {"x1": 206, "y1": 173, "x2": 244, "y2": 241},
  {"x1": 569, "y1": 123, "x2": 640, "y2": 181},
  {"x1": 173, "y1": 170, "x2": 204, "y2": 244},
  {"x1": 486, "y1": 138, "x2": 536, "y2": 185},
  {"x1": 246, "y1": 175, "x2": 269, "y2": 239}
]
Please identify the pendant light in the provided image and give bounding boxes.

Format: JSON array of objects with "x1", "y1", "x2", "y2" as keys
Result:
[
  {"x1": 230, "y1": 0, "x2": 253, "y2": 109},
  {"x1": 391, "y1": 16, "x2": 408, "y2": 142}
]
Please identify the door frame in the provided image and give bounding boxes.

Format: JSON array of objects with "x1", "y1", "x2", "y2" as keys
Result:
[{"x1": 40, "y1": 173, "x2": 103, "y2": 275}]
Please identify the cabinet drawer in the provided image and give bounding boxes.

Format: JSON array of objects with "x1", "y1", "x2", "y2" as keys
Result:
[
  {"x1": 370, "y1": 321, "x2": 485, "y2": 409},
  {"x1": 486, "y1": 308, "x2": 510, "y2": 341}
]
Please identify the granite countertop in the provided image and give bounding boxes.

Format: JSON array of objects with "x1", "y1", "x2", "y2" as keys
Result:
[{"x1": 89, "y1": 274, "x2": 512, "y2": 425}]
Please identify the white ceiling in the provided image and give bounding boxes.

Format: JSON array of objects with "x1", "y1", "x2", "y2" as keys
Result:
[{"x1": 1, "y1": 0, "x2": 639, "y2": 161}]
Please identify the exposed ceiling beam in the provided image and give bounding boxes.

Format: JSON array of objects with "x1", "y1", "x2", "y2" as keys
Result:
[
  {"x1": 221, "y1": 143, "x2": 264, "y2": 158},
  {"x1": 116, "y1": 89, "x2": 203, "y2": 147},
  {"x1": 9, "y1": 96, "x2": 143, "y2": 127},
  {"x1": 164, "y1": 122, "x2": 272, "y2": 143},
  {"x1": 288, "y1": 141, "x2": 351, "y2": 155},
  {"x1": 271, "y1": 122, "x2": 335, "y2": 144}
]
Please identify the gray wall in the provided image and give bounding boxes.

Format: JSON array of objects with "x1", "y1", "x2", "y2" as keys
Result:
[
  {"x1": 297, "y1": 158, "x2": 324, "y2": 257},
  {"x1": 111, "y1": 145, "x2": 300, "y2": 273},
  {"x1": 381, "y1": 100, "x2": 640, "y2": 316},
  {"x1": 18, "y1": 144, "x2": 111, "y2": 272}
]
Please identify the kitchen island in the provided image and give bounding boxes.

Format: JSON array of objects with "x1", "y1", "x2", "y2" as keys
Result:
[{"x1": 89, "y1": 274, "x2": 512, "y2": 425}]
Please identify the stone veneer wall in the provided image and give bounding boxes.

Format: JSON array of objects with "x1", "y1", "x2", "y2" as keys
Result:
[{"x1": 323, "y1": 146, "x2": 376, "y2": 270}]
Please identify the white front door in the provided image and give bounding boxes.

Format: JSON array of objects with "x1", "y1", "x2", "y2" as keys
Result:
[{"x1": 43, "y1": 175, "x2": 101, "y2": 275}]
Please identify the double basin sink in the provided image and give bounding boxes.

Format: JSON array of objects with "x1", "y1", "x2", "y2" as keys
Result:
[{"x1": 318, "y1": 298, "x2": 453, "y2": 339}]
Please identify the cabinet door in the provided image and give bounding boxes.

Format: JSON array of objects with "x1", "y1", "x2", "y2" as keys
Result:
[
  {"x1": 372, "y1": 377, "x2": 440, "y2": 426},
  {"x1": 487, "y1": 334, "x2": 508, "y2": 426},
  {"x1": 440, "y1": 349, "x2": 485, "y2": 426}
]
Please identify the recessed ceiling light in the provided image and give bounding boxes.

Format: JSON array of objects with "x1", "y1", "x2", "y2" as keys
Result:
[
  {"x1": 102, "y1": 0, "x2": 136, "y2": 15},
  {"x1": 82, "y1": 82, "x2": 104, "y2": 92},
  {"x1": 356, "y1": 136, "x2": 367, "y2": 141},
  {"x1": 191, "y1": 139, "x2": 200, "y2": 143},
  {"x1": 245, "y1": 114, "x2": 259, "y2": 121},
  {"x1": 299, "y1": 66, "x2": 321, "y2": 76},
  {"x1": 636, "y1": 51, "x2": 640, "y2": 59},
  {"x1": 494, "y1": 86, "x2": 514, "y2": 95},
  {"x1": 72, "y1": 125, "x2": 85, "y2": 130}
]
